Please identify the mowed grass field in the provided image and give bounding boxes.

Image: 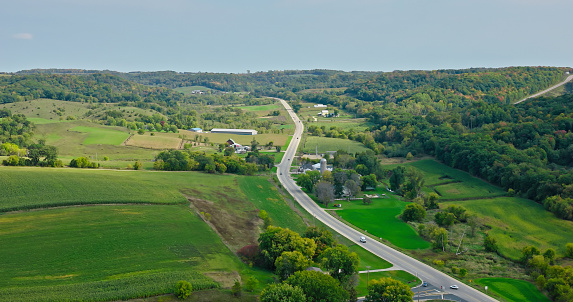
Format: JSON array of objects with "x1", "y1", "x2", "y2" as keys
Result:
[
  {"x1": 302, "y1": 136, "x2": 370, "y2": 154},
  {"x1": 475, "y1": 278, "x2": 551, "y2": 302},
  {"x1": 0, "y1": 205, "x2": 236, "y2": 301},
  {"x1": 335, "y1": 188, "x2": 430, "y2": 250},
  {"x1": 179, "y1": 130, "x2": 290, "y2": 147}
]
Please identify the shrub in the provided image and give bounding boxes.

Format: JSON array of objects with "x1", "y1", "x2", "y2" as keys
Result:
[
  {"x1": 244, "y1": 276, "x2": 259, "y2": 292},
  {"x1": 175, "y1": 280, "x2": 192, "y2": 300},
  {"x1": 231, "y1": 281, "x2": 242, "y2": 297},
  {"x1": 134, "y1": 161, "x2": 143, "y2": 170}
]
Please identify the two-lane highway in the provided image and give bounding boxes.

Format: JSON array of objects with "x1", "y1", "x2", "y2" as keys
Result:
[{"x1": 273, "y1": 97, "x2": 497, "y2": 302}]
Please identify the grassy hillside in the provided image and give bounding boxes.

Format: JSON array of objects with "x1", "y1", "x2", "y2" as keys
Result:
[
  {"x1": 383, "y1": 159, "x2": 573, "y2": 259},
  {"x1": 301, "y1": 136, "x2": 370, "y2": 154}
]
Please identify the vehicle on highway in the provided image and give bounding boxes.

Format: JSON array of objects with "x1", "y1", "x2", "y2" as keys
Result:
[
  {"x1": 450, "y1": 285, "x2": 459, "y2": 290},
  {"x1": 359, "y1": 236, "x2": 366, "y2": 243},
  {"x1": 280, "y1": 172, "x2": 282, "y2": 175},
  {"x1": 423, "y1": 282, "x2": 428, "y2": 287}
]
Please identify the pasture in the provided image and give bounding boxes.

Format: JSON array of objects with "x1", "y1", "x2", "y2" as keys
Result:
[
  {"x1": 71, "y1": 126, "x2": 130, "y2": 145},
  {"x1": 475, "y1": 278, "x2": 550, "y2": 302},
  {"x1": 0, "y1": 98, "x2": 91, "y2": 120},
  {"x1": 301, "y1": 136, "x2": 370, "y2": 154},
  {"x1": 0, "y1": 205, "x2": 241, "y2": 301},
  {"x1": 35, "y1": 121, "x2": 158, "y2": 159},
  {"x1": 335, "y1": 188, "x2": 431, "y2": 250}
]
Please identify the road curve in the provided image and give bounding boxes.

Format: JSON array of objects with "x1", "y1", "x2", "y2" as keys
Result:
[
  {"x1": 514, "y1": 74, "x2": 573, "y2": 104},
  {"x1": 272, "y1": 97, "x2": 498, "y2": 302}
]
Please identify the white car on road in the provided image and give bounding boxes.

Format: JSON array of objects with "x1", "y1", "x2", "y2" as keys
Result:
[{"x1": 359, "y1": 236, "x2": 366, "y2": 243}]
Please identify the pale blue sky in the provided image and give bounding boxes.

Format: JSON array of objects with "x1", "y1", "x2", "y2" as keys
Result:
[{"x1": 1, "y1": 0, "x2": 571, "y2": 73}]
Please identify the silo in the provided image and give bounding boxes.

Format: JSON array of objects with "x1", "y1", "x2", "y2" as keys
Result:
[{"x1": 320, "y1": 158, "x2": 327, "y2": 174}]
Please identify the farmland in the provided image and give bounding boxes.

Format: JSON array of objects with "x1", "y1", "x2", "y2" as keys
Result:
[
  {"x1": 71, "y1": 126, "x2": 131, "y2": 145},
  {"x1": 126, "y1": 132, "x2": 182, "y2": 149},
  {"x1": 0, "y1": 205, "x2": 240, "y2": 301}
]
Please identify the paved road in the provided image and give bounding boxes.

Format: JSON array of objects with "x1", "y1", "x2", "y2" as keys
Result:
[
  {"x1": 272, "y1": 97, "x2": 497, "y2": 302},
  {"x1": 514, "y1": 74, "x2": 573, "y2": 104}
]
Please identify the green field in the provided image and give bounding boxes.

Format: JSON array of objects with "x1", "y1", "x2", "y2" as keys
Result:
[
  {"x1": 240, "y1": 104, "x2": 281, "y2": 112},
  {"x1": 0, "y1": 205, "x2": 245, "y2": 301},
  {"x1": 302, "y1": 136, "x2": 370, "y2": 154},
  {"x1": 434, "y1": 181, "x2": 505, "y2": 200},
  {"x1": 447, "y1": 197, "x2": 573, "y2": 259},
  {"x1": 35, "y1": 121, "x2": 158, "y2": 160},
  {"x1": 335, "y1": 188, "x2": 430, "y2": 250},
  {"x1": 348, "y1": 245, "x2": 392, "y2": 271},
  {"x1": 126, "y1": 132, "x2": 182, "y2": 149},
  {"x1": 71, "y1": 126, "x2": 131, "y2": 145},
  {"x1": 475, "y1": 278, "x2": 550, "y2": 302}
]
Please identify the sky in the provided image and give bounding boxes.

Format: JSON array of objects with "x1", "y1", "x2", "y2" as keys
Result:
[{"x1": 1, "y1": 0, "x2": 572, "y2": 73}]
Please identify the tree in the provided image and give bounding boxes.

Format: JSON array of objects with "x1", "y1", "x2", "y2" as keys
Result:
[
  {"x1": 484, "y1": 234, "x2": 498, "y2": 253},
  {"x1": 431, "y1": 227, "x2": 448, "y2": 251},
  {"x1": 521, "y1": 245, "x2": 541, "y2": 262},
  {"x1": 232, "y1": 280, "x2": 242, "y2": 297},
  {"x1": 258, "y1": 226, "x2": 316, "y2": 269},
  {"x1": 133, "y1": 161, "x2": 142, "y2": 170},
  {"x1": 260, "y1": 283, "x2": 306, "y2": 302},
  {"x1": 401, "y1": 203, "x2": 426, "y2": 222},
  {"x1": 345, "y1": 179, "x2": 360, "y2": 198},
  {"x1": 224, "y1": 146, "x2": 235, "y2": 156},
  {"x1": 467, "y1": 215, "x2": 481, "y2": 237},
  {"x1": 296, "y1": 173, "x2": 314, "y2": 192},
  {"x1": 361, "y1": 174, "x2": 377, "y2": 191},
  {"x1": 275, "y1": 251, "x2": 311, "y2": 281},
  {"x1": 315, "y1": 181, "x2": 335, "y2": 207},
  {"x1": 543, "y1": 248, "x2": 556, "y2": 264},
  {"x1": 320, "y1": 245, "x2": 360, "y2": 284},
  {"x1": 459, "y1": 268, "x2": 468, "y2": 278},
  {"x1": 175, "y1": 280, "x2": 192, "y2": 300},
  {"x1": 366, "y1": 277, "x2": 414, "y2": 302},
  {"x1": 566, "y1": 243, "x2": 573, "y2": 258},
  {"x1": 389, "y1": 166, "x2": 406, "y2": 192},
  {"x1": 303, "y1": 226, "x2": 334, "y2": 258},
  {"x1": 285, "y1": 270, "x2": 349, "y2": 302},
  {"x1": 363, "y1": 196, "x2": 372, "y2": 205},
  {"x1": 424, "y1": 192, "x2": 440, "y2": 210},
  {"x1": 244, "y1": 276, "x2": 259, "y2": 292}
]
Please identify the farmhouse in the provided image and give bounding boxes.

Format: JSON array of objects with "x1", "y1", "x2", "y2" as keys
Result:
[
  {"x1": 317, "y1": 110, "x2": 329, "y2": 116},
  {"x1": 211, "y1": 128, "x2": 258, "y2": 135},
  {"x1": 226, "y1": 138, "x2": 251, "y2": 154}
]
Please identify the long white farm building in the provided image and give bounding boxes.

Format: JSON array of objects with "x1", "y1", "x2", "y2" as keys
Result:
[{"x1": 210, "y1": 128, "x2": 258, "y2": 135}]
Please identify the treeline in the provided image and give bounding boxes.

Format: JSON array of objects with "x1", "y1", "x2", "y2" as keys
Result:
[
  {"x1": 345, "y1": 67, "x2": 566, "y2": 105},
  {"x1": 152, "y1": 149, "x2": 275, "y2": 175},
  {"x1": 0, "y1": 73, "x2": 185, "y2": 107},
  {"x1": 0, "y1": 110, "x2": 34, "y2": 147}
]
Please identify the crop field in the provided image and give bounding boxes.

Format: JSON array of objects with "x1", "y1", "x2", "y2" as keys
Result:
[
  {"x1": 71, "y1": 126, "x2": 131, "y2": 145},
  {"x1": 126, "y1": 133, "x2": 182, "y2": 149},
  {"x1": 446, "y1": 197, "x2": 573, "y2": 259},
  {"x1": 335, "y1": 188, "x2": 430, "y2": 250},
  {"x1": 301, "y1": 136, "x2": 370, "y2": 154},
  {"x1": 475, "y1": 278, "x2": 550, "y2": 302},
  {"x1": 240, "y1": 103, "x2": 281, "y2": 112},
  {"x1": 0, "y1": 205, "x2": 241, "y2": 301}
]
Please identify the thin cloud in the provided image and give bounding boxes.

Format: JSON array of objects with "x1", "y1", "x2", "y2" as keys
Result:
[{"x1": 13, "y1": 33, "x2": 33, "y2": 40}]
